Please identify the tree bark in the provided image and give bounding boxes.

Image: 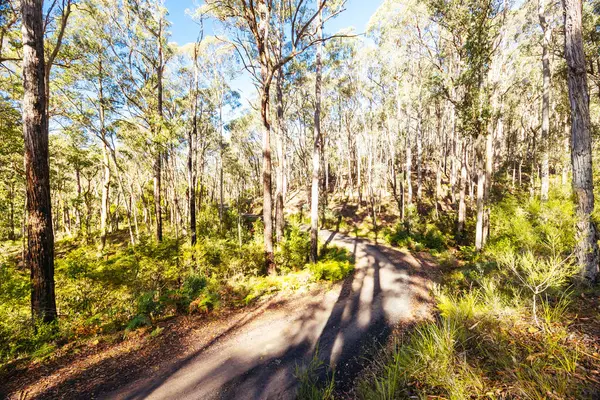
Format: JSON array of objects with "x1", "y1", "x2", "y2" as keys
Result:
[
  {"x1": 261, "y1": 78, "x2": 275, "y2": 273},
  {"x1": 275, "y1": 69, "x2": 285, "y2": 243},
  {"x1": 99, "y1": 61, "x2": 110, "y2": 250},
  {"x1": 310, "y1": 6, "x2": 323, "y2": 264},
  {"x1": 416, "y1": 105, "x2": 423, "y2": 201},
  {"x1": 405, "y1": 116, "x2": 413, "y2": 208},
  {"x1": 475, "y1": 137, "x2": 485, "y2": 251},
  {"x1": 8, "y1": 180, "x2": 15, "y2": 241},
  {"x1": 563, "y1": 0, "x2": 600, "y2": 283},
  {"x1": 251, "y1": 3, "x2": 277, "y2": 274},
  {"x1": 21, "y1": 0, "x2": 57, "y2": 324},
  {"x1": 457, "y1": 140, "x2": 467, "y2": 239},
  {"x1": 482, "y1": 126, "x2": 494, "y2": 247},
  {"x1": 154, "y1": 16, "x2": 164, "y2": 242},
  {"x1": 188, "y1": 43, "x2": 200, "y2": 246},
  {"x1": 539, "y1": 0, "x2": 551, "y2": 201}
]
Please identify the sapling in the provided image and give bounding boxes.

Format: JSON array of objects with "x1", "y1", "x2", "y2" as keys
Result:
[{"x1": 498, "y1": 234, "x2": 577, "y2": 328}]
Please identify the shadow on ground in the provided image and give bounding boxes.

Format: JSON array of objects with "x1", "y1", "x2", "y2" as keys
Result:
[{"x1": 9, "y1": 232, "x2": 434, "y2": 400}]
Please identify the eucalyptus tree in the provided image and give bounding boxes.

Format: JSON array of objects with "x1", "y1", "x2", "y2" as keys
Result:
[
  {"x1": 52, "y1": 0, "x2": 123, "y2": 246},
  {"x1": 178, "y1": 40, "x2": 203, "y2": 245},
  {"x1": 105, "y1": 0, "x2": 173, "y2": 242},
  {"x1": 21, "y1": 0, "x2": 57, "y2": 323},
  {"x1": 309, "y1": 4, "x2": 324, "y2": 263},
  {"x1": 563, "y1": 0, "x2": 599, "y2": 282},
  {"x1": 198, "y1": 0, "x2": 346, "y2": 273},
  {"x1": 538, "y1": 0, "x2": 552, "y2": 201}
]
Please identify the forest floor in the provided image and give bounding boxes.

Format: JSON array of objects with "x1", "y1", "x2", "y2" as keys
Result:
[{"x1": 2, "y1": 229, "x2": 438, "y2": 400}]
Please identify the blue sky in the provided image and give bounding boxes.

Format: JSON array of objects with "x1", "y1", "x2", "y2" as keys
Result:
[
  {"x1": 163, "y1": 0, "x2": 383, "y2": 112},
  {"x1": 164, "y1": 0, "x2": 383, "y2": 46}
]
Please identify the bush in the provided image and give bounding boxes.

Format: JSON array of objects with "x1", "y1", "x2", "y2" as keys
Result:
[
  {"x1": 497, "y1": 245, "x2": 577, "y2": 326},
  {"x1": 276, "y1": 224, "x2": 310, "y2": 271},
  {"x1": 182, "y1": 274, "x2": 208, "y2": 300},
  {"x1": 189, "y1": 291, "x2": 220, "y2": 314},
  {"x1": 308, "y1": 260, "x2": 352, "y2": 282},
  {"x1": 306, "y1": 246, "x2": 354, "y2": 282},
  {"x1": 488, "y1": 193, "x2": 576, "y2": 257},
  {"x1": 384, "y1": 221, "x2": 450, "y2": 253}
]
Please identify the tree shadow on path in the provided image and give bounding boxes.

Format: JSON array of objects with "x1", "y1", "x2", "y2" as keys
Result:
[{"x1": 18, "y1": 232, "x2": 434, "y2": 400}]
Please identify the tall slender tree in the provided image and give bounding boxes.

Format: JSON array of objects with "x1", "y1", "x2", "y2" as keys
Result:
[
  {"x1": 539, "y1": 0, "x2": 551, "y2": 201},
  {"x1": 563, "y1": 0, "x2": 599, "y2": 283},
  {"x1": 21, "y1": 0, "x2": 57, "y2": 323},
  {"x1": 310, "y1": 4, "x2": 324, "y2": 264},
  {"x1": 199, "y1": 0, "x2": 345, "y2": 274}
]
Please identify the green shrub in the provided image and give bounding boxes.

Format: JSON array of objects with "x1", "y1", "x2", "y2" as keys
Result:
[
  {"x1": 276, "y1": 224, "x2": 310, "y2": 271},
  {"x1": 308, "y1": 260, "x2": 352, "y2": 282},
  {"x1": 182, "y1": 274, "x2": 208, "y2": 299},
  {"x1": 306, "y1": 246, "x2": 354, "y2": 282},
  {"x1": 189, "y1": 290, "x2": 220, "y2": 314},
  {"x1": 126, "y1": 314, "x2": 151, "y2": 330},
  {"x1": 488, "y1": 193, "x2": 576, "y2": 257},
  {"x1": 136, "y1": 291, "x2": 164, "y2": 318},
  {"x1": 384, "y1": 221, "x2": 449, "y2": 252}
]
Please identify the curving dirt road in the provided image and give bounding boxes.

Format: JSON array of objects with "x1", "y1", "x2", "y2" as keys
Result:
[
  {"x1": 103, "y1": 230, "x2": 435, "y2": 400},
  {"x1": 3, "y1": 230, "x2": 435, "y2": 400}
]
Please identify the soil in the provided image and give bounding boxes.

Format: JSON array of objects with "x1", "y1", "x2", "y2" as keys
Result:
[{"x1": 1, "y1": 230, "x2": 438, "y2": 400}]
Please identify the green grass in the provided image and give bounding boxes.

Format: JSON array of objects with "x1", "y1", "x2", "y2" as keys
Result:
[
  {"x1": 0, "y1": 210, "x2": 356, "y2": 369},
  {"x1": 358, "y1": 191, "x2": 597, "y2": 399},
  {"x1": 295, "y1": 346, "x2": 336, "y2": 400}
]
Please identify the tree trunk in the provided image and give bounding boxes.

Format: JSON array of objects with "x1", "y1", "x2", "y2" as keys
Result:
[
  {"x1": 450, "y1": 103, "x2": 458, "y2": 204},
  {"x1": 154, "y1": 154, "x2": 162, "y2": 241},
  {"x1": 310, "y1": 7, "x2": 323, "y2": 264},
  {"x1": 475, "y1": 141, "x2": 485, "y2": 251},
  {"x1": 275, "y1": 69, "x2": 285, "y2": 243},
  {"x1": 261, "y1": 89, "x2": 275, "y2": 273},
  {"x1": 482, "y1": 127, "x2": 494, "y2": 247},
  {"x1": 539, "y1": 0, "x2": 551, "y2": 201},
  {"x1": 457, "y1": 140, "x2": 467, "y2": 239},
  {"x1": 563, "y1": 0, "x2": 600, "y2": 283},
  {"x1": 154, "y1": 17, "x2": 164, "y2": 242},
  {"x1": 406, "y1": 116, "x2": 413, "y2": 208},
  {"x1": 188, "y1": 44, "x2": 199, "y2": 246},
  {"x1": 99, "y1": 61, "x2": 110, "y2": 249},
  {"x1": 416, "y1": 106, "x2": 423, "y2": 201},
  {"x1": 21, "y1": 0, "x2": 57, "y2": 324},
  {"x1": 8, "y1": 180, "x2": 15, "y2": 240},
  {"x1": 218, "y1": 100, "x2": 224, "y2": 228}
]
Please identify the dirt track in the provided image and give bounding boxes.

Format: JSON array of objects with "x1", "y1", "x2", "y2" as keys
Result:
[
  {"x1": 4, "y1": 230, "x2": 435, "y2": 400},
  {"x1": 105, "y1": 230, "x2": 434, "y2": 400}
]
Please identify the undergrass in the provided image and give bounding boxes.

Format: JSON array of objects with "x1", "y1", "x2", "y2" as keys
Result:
[
  {"x1": 358, "y1": 190, "x2": 600, "y2": 399},
  {"x1": 0, "y1": 211, "x2": 355, "y2": 369}
]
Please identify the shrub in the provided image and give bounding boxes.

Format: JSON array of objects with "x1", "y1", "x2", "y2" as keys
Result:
[
  {"x1": 276, "y1": 224, "x2": 310, "y2": 271},
  {"x1": 189, "y1": 291, "x2": 220, "y2": 314},
  {"x1": 126, "y1": 314, "x2": 151, "y2": 331},
  {"x1": 384, "y1": 221, "x2": 449, "y2": 252},
  {"x1": 182, "y1": 274, "x2": 208, "y2": 300},
  {"x1": 136, "y1": 291, "x2": 164, "y2": 319},
  {"x1": 488, "y1": 193, "x2": 576, "y2": 257},
  {"x1": 306, "y1": 246, "x2": 354, "y2": 282},
  {"x1": 308, "y1": 260, "x2": 352, "y2": 282},
  {"x1": 497, "y1": 247, "x2": 577, "y2": 327}
]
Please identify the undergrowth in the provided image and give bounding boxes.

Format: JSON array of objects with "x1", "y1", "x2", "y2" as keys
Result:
[
  {"x1": 0, "y1": 207, "x2": 354, "y2": 369},
  {"x1": 359, "y1": 190, "x2": 600, "y2": 399}
]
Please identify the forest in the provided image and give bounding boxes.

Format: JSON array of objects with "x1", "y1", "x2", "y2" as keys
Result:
[{"x1": 1, "y1": 0, "x2": 600, "y2": 398}]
